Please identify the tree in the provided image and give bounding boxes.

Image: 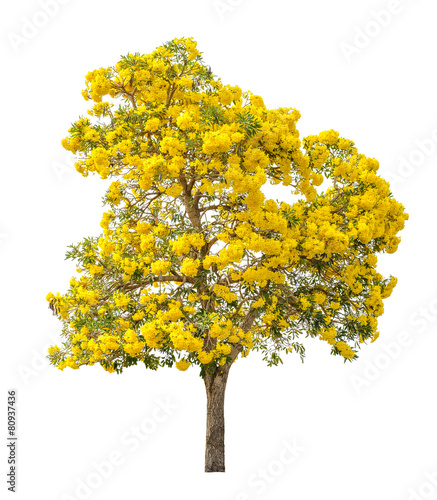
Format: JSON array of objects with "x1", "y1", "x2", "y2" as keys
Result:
[{"x1": 47, "y1": 37, "x2": 409, "y2": 472}]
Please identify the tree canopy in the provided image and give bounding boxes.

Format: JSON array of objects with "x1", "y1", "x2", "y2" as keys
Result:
[{"x1": 47, "y1": 37, "x2": 408, "y2": 377}]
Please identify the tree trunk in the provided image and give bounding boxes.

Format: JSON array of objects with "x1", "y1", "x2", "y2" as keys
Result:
[
  {"x1": 204, "y1": 368, "x2": 229, "y2": 472},
  {"x1": 202, "y1": 309, "x2": 257, "y2": 472}
]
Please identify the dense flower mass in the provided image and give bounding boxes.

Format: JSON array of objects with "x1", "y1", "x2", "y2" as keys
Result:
[{"x1": 47, "y1": 37, "x2": 408, "y2": 375}]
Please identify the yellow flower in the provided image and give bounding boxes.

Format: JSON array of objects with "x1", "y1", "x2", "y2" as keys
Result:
[
  {"x1": 150, "y1": 260, "x2": 172, "y2": 275},
  {"x1": 252, "y1": 297, "x2": 265, "y2": 308},
  {"x1": 48, "y1": 345, "x2": 60, "y2": 355},
  {"x1": 197, "y1": 350, "x2": 214, "y2": 364},
  {"x1": 336, "y1": 341, "x2": 356, "y2": 359},
  {"x1": 180, "y1": 258, "x2": 200, "y2": 277},
  {"x1": 299, "y1": 295, "x2": 311, "y2": 311},
  {"x1": 176, "y1": 359, "x2": 191, "y2": 371},
  {"x1": 313, "y1": 292, "x2": 326, "y2": 305}
]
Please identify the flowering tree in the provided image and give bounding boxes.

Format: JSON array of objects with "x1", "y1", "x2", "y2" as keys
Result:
[{"x1": 47, "y1": 37, "x2": 408, "y2": 472}]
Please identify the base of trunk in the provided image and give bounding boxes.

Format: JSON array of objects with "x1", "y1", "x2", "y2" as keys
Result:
[{"x1": 204, "y1": 368, "x2": 229, "y2": 472}]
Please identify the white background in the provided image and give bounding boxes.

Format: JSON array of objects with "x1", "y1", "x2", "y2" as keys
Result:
[{"x1": 2, "y1": 1, "x2": 437, "y2": 499}]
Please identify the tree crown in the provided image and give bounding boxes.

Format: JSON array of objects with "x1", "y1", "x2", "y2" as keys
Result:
[{"x1": 47, "y1": 37, "x2": 408, "y2": 375}]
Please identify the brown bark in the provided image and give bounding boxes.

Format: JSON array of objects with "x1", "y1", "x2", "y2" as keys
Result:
[
  {"x1": 204, "y1": 367, "x2": 229, "y2": 472},
  {"x1": 203, "y1": 308, "x2": 258, "y2": 472}
]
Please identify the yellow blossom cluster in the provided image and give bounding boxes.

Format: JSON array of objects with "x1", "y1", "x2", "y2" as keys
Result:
[
  {"x1": 176, "y1": 359, "x2": 191, "y2": 371},
  {"x1": 170, "y1": 233, "x2": 205, "y2": 255},
  {"x1": 180, "y1": 258, "x2": 200, "y2": 277},
  {"x1": 123, "y1": 329, "x2": 145, "y2": 357},
  {"x1": 335, "y1": 341, "x2": 356, "y2": 359}
]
